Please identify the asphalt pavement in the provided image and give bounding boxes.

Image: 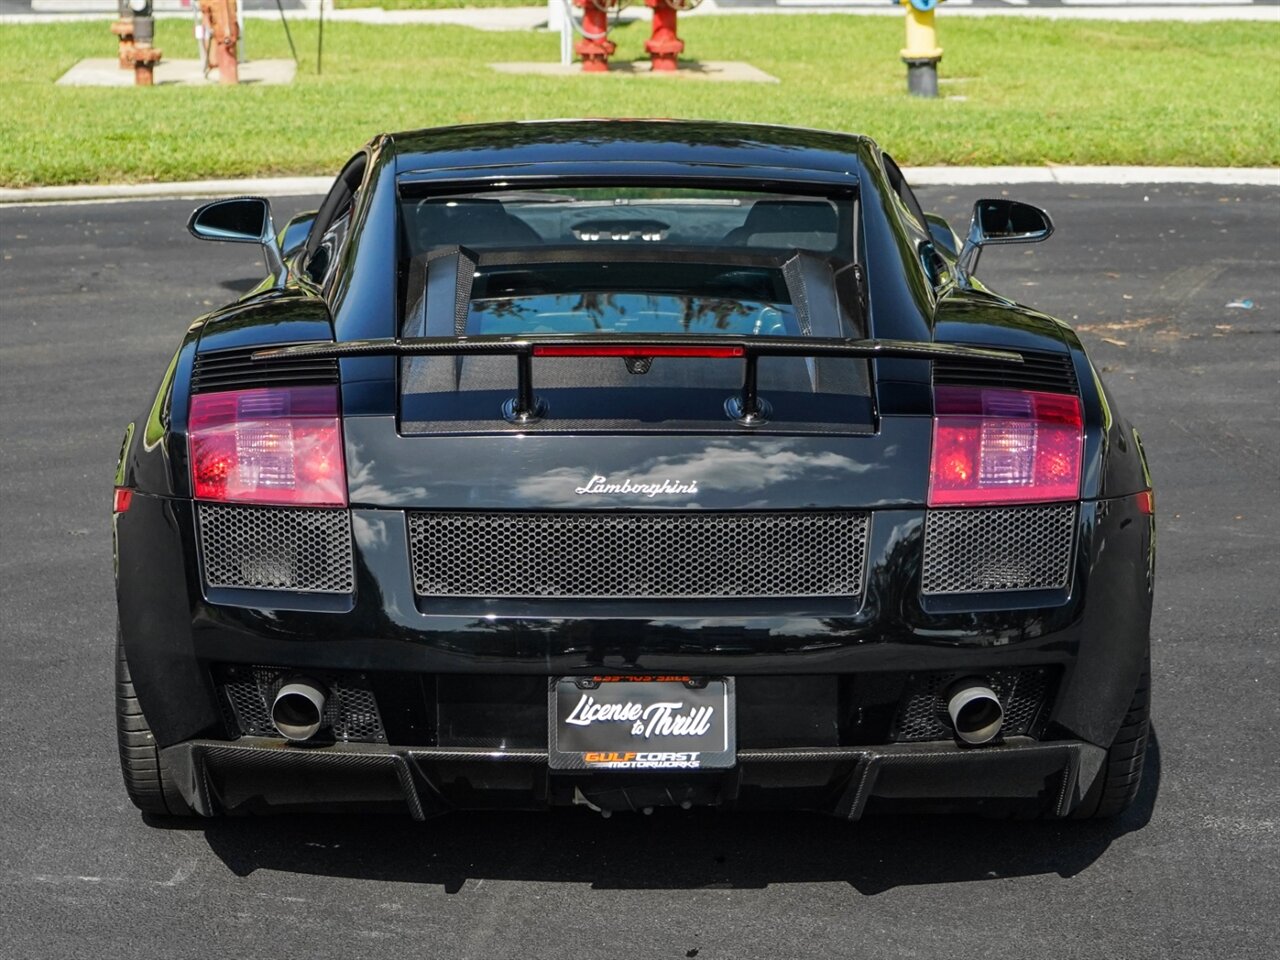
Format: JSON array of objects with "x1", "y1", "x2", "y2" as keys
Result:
[{"x1": 0, "y1": 183, "x2": 1277, "y2": 959}]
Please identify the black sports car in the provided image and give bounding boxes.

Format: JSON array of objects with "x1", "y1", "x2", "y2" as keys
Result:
[{"x1": 113, "y1": 120, "x2": 1154, "y2": 821}]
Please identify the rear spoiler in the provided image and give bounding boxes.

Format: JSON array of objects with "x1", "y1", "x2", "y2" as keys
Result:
[{"x1": 255, "y1": 335, "x2": 1022, "y2": 425}]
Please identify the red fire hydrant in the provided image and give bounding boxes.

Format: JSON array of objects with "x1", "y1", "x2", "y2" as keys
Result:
[
  {"x1": 645, "y1": 0, "x2": 695, "y2": 73},
  {"x1": 199, "y1": 0, "x2": 240, "y2": 85},
  {"x1": 573, "y1": 0, "x2": 619, "y2": 73}
]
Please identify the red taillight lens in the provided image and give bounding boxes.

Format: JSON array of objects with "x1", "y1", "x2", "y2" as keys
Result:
[
  {"x1": 928, "y1": 386, "x2": 1083, "y2": 506},
  {"x1": 113, "y1": 487, "x2": 133, "y2": 514},
  {"x1": 188, "y1": 386, "x2": 346, "y2": 506}
]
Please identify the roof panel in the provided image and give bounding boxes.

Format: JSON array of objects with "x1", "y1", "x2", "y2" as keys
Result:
[{"x1": 391, "y1": 119, "x2": 876, "y2": 179}]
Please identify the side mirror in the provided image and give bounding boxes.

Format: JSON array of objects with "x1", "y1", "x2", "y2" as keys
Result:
[
  {"x1": 957, "y1": 199, "x2": 1053, "y2": 286},
  {"x1": 187, "y1": 197, "x2": 283, "y2": 275}
]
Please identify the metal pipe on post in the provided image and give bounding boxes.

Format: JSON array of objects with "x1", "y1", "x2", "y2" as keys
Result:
[
  {"x1": 901, "y1": 0, "x2": 944, "y2": 98},
  {"x1": 113, "y1": 1, "x2": 162, "y2": 87},
  {"x1": 199, "y1": 0, "x2": 240, "y2": 85},
  {"x1": 111, "y1": 2, "x2": 136, "y2": 71},
  {"x1": 559, "y1": 0, "x2": 573, "y2": 68},
  {"x1": 131, "y1": 8, "x2": 163, "y2": 87},
  {"x1": 273, "y1": 0, "x2": 299, "y2": 66}
]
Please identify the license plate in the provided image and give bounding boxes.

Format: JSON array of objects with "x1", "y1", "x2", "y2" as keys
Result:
[{"x1": 549, "y1": 676, "x2": 735, "y2": 771}]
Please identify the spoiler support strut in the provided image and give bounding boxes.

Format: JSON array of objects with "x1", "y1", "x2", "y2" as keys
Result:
[{"x1": 254, "y1": 335, "x2": 1023, "y2": 426}]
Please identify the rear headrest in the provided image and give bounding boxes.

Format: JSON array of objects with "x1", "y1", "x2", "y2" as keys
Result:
[
  {"x1": 740, "y1": 200, "x2": 838, "y2": 236},
  {"x1": 412, "y1": 199, "x2": 541, "y2": 248}
]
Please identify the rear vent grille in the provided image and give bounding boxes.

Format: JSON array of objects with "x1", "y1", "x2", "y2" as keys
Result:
[
  {"x1": 922, "y1": 504, "x2": 1076, "y2": 594},
  {"x1": 407, "y1": 511, "x2": 869, "y2": 599},
  {"x1": 197, "y1": 504, "x2": 354, "y2": 593},
  {"x1": 191, "y1": 347, "x2": 339, "y2": 394},
  {"x1": 892, "y1": 668, "x2": 1053, "y2": 742},
  {"x1": 933, "y1": 349, "x2": 1077, "y2": 394},
  {"x1": 220, "y1": 667, "x2": 386, "y2": 742}
]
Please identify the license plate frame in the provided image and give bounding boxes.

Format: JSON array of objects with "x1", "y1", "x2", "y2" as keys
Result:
[{"x1": 548, "y1": 676, "x2": 736, "y2": 771}]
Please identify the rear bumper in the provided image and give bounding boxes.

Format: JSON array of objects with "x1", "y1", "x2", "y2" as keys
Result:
[
  {"x1": 118, "y1": 493, "x2": 1154, "y2": 754},
  {"x1": 161, "y1": 735, "x2": 1106, "y2": 820}
]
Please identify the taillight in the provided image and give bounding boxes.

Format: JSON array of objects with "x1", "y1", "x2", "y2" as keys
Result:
[
  {"x1": 113, "y1": 487, "x2": 133, "y2": 514},
  {"x1": 188, "y1": 386, "x2": 346, "y2": 506},
  {"x1": 928, "y1": 386, "x2": 1082, "y2": 506}
]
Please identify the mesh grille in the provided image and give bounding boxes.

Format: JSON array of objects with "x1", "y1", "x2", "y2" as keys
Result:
[
  {"x1": 933, "y1": 349, "x2": 1077, "y2": 394},
  {"x1": 407, "y1": 511, "x2": 869, "y2": 599},
  {"x1": 922, "y1": 504, "x2": 1075, "y2": 595},
  {"x1": 892, "y1": 669, "x2": 1052, "y2": 742},
  {"x1": 197, "y1": 504, "x2": 354, "y2": 593},
  {"x1": 191, "y1": 347, "x2": 339, "y2": 394},
  {"x1": 221, "y1": 668, "x2": 386, "y2": 742}
]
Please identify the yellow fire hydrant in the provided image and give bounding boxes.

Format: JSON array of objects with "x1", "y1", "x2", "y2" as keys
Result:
[{"x1": 900, "y1": 0, "x2": 945, "y2": 98}]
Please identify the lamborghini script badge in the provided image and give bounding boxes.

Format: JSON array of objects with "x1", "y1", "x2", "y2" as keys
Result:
[{"x1": 575, "y1": 475, "x2": 699, "y2": 497}]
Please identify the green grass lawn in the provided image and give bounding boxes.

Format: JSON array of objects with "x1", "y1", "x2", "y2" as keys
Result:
[{"x1": 0, "y1": 16, "x2": 1275, "y2": 186}]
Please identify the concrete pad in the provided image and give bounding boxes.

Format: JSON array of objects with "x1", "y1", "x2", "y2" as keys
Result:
[
  {"x1": 56, "y1": 57, "x2": 297, "y2": 87},
  {"x1": 490, "y1": 60, "x2": 780, "y2": 83}
]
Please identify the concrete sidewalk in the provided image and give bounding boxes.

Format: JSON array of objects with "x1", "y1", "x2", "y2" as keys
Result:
[{"x1": 2, "y1": 166, "x2": 1275, "y2": 205}]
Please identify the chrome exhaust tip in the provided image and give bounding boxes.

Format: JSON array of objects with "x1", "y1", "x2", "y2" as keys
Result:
[
  {"x1": 271, "y1": 679, "x2": 327, "y2": 742},
  {"x1": 946, "y1": 681, "x2": 1004, "y2": 745}
]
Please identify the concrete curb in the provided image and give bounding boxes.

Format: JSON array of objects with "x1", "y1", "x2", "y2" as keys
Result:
[
  {"x1": 1, "y1": 167, "x2": 1276, "y2": 205},
  {"x1": 0, "y1": 177, "x2": 335, "y2": 204},
  {"x1": 904, "y1": 166, "x2": 1280, "y2": 186}
]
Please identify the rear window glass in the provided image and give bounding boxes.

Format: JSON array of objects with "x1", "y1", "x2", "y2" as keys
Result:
[
  {"x1": 397, "y1": 185, "x2": 857, "y2": 339},
  {"x1": 468, "y1": 261, "x2": 799, "y2": 339},
  {"x1": 394, "y1": 183, "x2": 870, "y2": 434},
  {"x1": 401, "y1": 187, "x2": 846, "y2": 257}
]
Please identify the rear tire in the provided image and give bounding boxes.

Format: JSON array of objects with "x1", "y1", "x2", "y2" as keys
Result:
[
  {"x1": 116, "y1": 634, "x2": 194, "y2": 817},
  {"x1": 1072, "y1": 658, "x2": 1150, "y2": 819}
]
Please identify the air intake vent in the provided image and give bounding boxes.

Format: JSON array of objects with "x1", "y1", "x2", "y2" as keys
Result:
[
  {"x1": 933, "y1": 349, "x2": 1077, "y2": 394},
  {"x1": 197, "y1": 504, "x2": 354, "y2": 593},
  {"x1": 891, "y1": 668, "x2": 1054, "y2": 742},
  {"x1": 922, "y1": 504, "x2": 1076, "y2": 594},
  {"x1": 192, "y1": 347, "x2": 339, "y2": 394},
  {"x1": 408, "y1": 511, "x2": 870, "y2": 599}
]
